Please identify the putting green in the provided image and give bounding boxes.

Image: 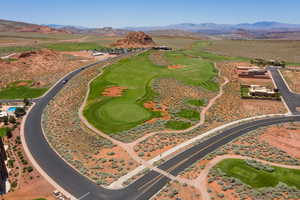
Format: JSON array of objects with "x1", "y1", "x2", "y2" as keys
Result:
[
  {"x1": 84, "y1": 50, "x2": 218, "y2": 134},
  {"x1": 98, "y1": 102, "x2": 151, "y2": 123}
]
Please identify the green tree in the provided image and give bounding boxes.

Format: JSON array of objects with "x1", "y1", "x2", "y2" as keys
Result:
[
  {"x1": 15, "y1": 107, "x2": 26, "y2": 117},
  {"x1": 9, "y1": 116, "x2": 16, "y2": 124},
  {"x1": 23, "y1": 98, "x2": 30, "y2": 106}
]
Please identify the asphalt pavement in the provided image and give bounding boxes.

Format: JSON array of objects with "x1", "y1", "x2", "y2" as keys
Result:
[
  {"x1": 269, "y1": 68, "x2": 300, "y2": 114},
  {"x1": 19, "y1": 61, "x2": 300, "y2": 199}
]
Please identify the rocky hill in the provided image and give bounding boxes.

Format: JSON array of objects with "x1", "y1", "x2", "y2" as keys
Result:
[
  {"x1": 0, "y1": 19, "x2": 70, "y2": 34},
  {"x1": 113, "y1": 31, "x2": 156, "y2": 48},
  {"x1": 0, "y1": 49, "x2": 86, "y2": 88}
]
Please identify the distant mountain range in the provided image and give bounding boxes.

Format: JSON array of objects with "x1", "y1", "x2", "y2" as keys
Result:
[
  {"x1": 0, "y1": 19, "x2": 70, "y2": 34},
  {"x1": 125, "y1": 21, "x2": 300, "y2": 34},
  {"x1": 2, "y1": 18, "x2": 300, "y2": 40},
  {"x1": 47, "y1": 21, "x2": 300, "y2": 39},
  {"x1": 44, "y1": 24, "x2": 206, "y2": 38}
]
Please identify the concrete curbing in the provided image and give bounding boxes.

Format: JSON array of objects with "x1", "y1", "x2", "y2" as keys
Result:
[
  {"x1": 30, "y1": 52, "x2": 144, "y2": 195},
  {"x1": 0, "y1": 59, "x2": 112, "y2": 103},
  {"x1": 79, "y1": 61, "x2": 289, "y2": 189},
  {"x1": 20, "y1": 103, "x2": 76, "y2": 200},
  {"x1": 19, "y1": 57, "x2": 124, "y2": 199},
  {"x1": 108, "y1": 113, "x2": 289, "y2": 188},
  {"x1": 79, "y1": 62, "x2": 230, "y2": 188}
]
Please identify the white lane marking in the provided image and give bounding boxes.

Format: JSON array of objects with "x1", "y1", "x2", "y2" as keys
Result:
[{"x1": 77, "y1": 192, "x2": 90, "y2": 200}]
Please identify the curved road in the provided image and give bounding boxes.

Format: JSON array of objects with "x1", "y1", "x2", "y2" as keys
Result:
[{"x1": 18, "y1": 61, "x2": 300, "y2": 200}]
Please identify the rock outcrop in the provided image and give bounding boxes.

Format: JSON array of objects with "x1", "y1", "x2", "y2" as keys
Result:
[{"x1": 113, "y1": 31, "x2": 156, "y2": 48}]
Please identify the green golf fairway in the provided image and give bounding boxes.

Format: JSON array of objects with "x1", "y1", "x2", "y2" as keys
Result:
[{"x1": 84, "y1": 50, "x2": 218, "y2": 134}]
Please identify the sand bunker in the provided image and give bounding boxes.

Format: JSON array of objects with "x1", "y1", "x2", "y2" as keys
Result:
[
  {"x1": 102, "y1": 86, "x2": 127, "y2": 97},
  {"x1": 144, "y1": 101, "x2": 170, "y2": 123},
  {"x1": 16, "y1": 81, "x2": 30, "y2": 86},
  {"x1": 168, "y1": 64, "x2": 185, "y2": 69}
]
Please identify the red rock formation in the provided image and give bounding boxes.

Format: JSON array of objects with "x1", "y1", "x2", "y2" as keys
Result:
[
  {"x1": 18, "y1": 25, "x2": 71, "y2": 34},
  {"x1": 113, "y1": 31, "x2": 156, "y2": 48}
]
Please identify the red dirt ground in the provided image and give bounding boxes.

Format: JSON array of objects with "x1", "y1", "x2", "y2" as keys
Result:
[
  {"x1": 16, "y1": 81, "x2": 29, "y2": 86},
  {"x1": 209, "y1": 181, "x2": 241, "y2": 200},
  {"x1": 0, "y1": 49, "x2": 91, "y2": 88},
  {"x1": 153, "y1": 181, "x2": 202, "y2": 200},
  {"x1": 259, "y1": 124, "x2": 300, "y2": 159},
  {"x1": 3, "y1": 178, "x2": 55, "y2": 200},
  {"x1": 102, "y1": 86, "x2": 127, "y2": 97}
]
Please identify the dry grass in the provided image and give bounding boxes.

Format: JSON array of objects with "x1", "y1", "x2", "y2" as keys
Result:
[
  {"x1": 205, "y1": 40, "x2": 300, "y2": 64},
  {"x1": 281, "y1": 69, "x2": 300, "y2": 93},
  {"x1": 153, "y1": 36, "x2": 198, "y2": 49}
]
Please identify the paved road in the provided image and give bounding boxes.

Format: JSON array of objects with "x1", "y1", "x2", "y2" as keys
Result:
[
  {"x1": 21, "y1": 61, "x2": 300, "y2": 199},
  {"x1": 269, "y1": 68, "x2": 300, "y2": 114},
  {"x1": 0, "y1": 59, "x2": 113, "y2": 104}
]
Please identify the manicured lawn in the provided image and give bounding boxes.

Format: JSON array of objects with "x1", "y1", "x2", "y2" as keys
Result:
[
  {"x1": 240, "y1": 85, "x2": 250, "y2": 97},
  {"x1": 0, "y1": 86, "x2": 47, "y2": 99},
  {"x1": 164, "y1": 51, "x2": 219, "y2": 91},
  {"x1": 84, "y1": 50, "x2": 217, "y2": 134},
  {"x1": 165, "y1": 120, "x2": 192, "y2": 130},
  {"x1": 0, "y1": 80, "x2": 47, "y2": 99},
  {"x1": 187, "y1": 99, "x2": 206, "y2": 107},
  {"x1": 217, "y1": 159, "x2": 300, "y2": 189},
  {"x1": 43, "y1": 42, "x2": 104, "y2": 51},
  {"x1": 176, "y1": 109, "x2": 200, "y2": 120}
]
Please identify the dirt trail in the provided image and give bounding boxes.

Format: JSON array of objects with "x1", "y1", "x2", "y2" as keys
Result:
[
  {"x1": 127, "y1": 63, "x2": 228, "y2": 148},
  {"x1": 78, "y1": 62, "x2": 231, "y2": 188}
]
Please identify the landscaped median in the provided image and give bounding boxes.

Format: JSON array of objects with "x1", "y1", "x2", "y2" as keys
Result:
[{"x1": 83, "y1": 50, "x2": 218, "y2": 135}]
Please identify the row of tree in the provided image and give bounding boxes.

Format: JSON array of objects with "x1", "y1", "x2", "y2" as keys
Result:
[{"x1": 251, "y1": 58, "x2": 286, "y2": 67}]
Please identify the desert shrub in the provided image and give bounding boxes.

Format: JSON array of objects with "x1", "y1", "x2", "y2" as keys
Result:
[
  {"x1": 245, "y1": 159, "x2": 275, "y2": 172},
  {"x1": 138, "y1": 152, "x2": 144, "y2": 157},
  {"x1": 107, "y1": 152, "x2": 115, "y2": 156}
]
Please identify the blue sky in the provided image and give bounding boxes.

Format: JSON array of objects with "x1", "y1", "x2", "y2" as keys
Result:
[{"x1": 0, "y1": 0, "x2": 299, "y2": 28}]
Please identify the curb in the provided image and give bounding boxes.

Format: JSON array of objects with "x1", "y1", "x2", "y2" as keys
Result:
[
  {"x1": 0, "y1": 59, "x2": 111, "y2": 103},
  {"x1": 20, "y1": 104, "x2": 76, "y2": 200},
  {"x1": 108, "y1": 113, "x2": 288, "y2": 188},
  {"x1": 277, "y1": 69, "x2": 299, "y2": 95},
  {"x1": 269, "y1": 69, "x2": 292, "y2": 115}
]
